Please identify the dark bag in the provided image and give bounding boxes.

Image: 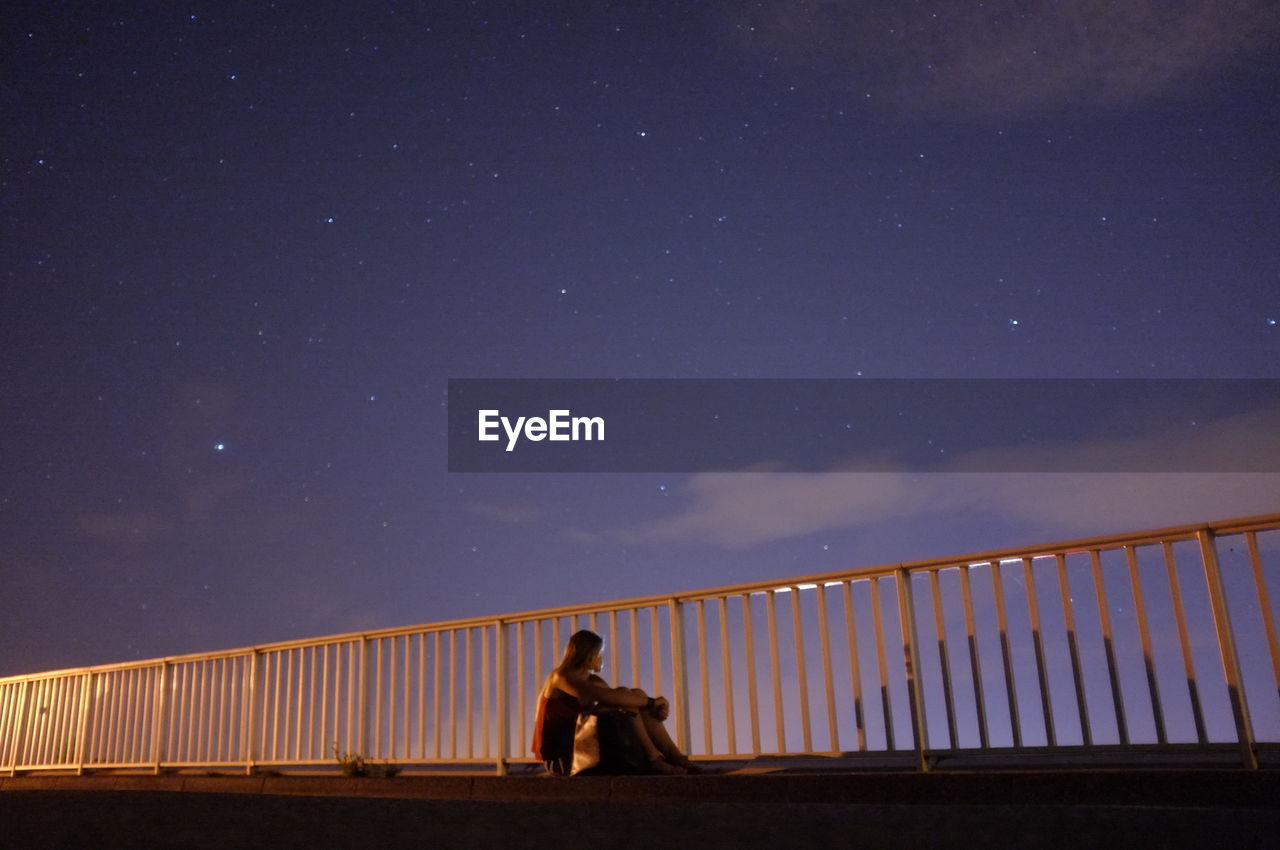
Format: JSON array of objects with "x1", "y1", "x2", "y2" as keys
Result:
[{"x1": 570, "y1": 707, "x2": 646, "y2": 775}]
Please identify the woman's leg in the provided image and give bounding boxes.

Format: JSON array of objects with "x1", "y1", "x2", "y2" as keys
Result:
[
  {"x1": 621, "y1": 688, "x2": 694, "y2": 767},
  {"x1": 624, "y1": 689, "x2": 686, "y2": 773},
  {"x1": 626, "y1": 713, "x2": 664, "y2": 761}
]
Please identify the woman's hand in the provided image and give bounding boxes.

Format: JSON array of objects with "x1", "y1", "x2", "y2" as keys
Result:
[{"x1": 651, "y1": 696, "x2": 670, "y2": 721}]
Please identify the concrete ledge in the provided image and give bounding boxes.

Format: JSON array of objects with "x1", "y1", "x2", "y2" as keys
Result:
[
  {"x1": 352, "y1": 776, "x2": 473, "y2": 799},
  {"x1": 53, "y1": 776, "x2": 117, "y2": 792},
  {"x1": 261, "y1": 776, "x2": 359, "y2": 797},
  {"x1": 181, "y1": 775, "x2": 266, "y2": 794},
  {"x1": 1, "y1": 768, "x2": 1277, "y2": 809},
  {"x1": 471, "y1": 775, "x2": 611, "y2": 802},
  {"x1": 113, "y1": 775, "x2": 185, "y2": 792},
  {"x1": 1, "y1": 777, "x2": 60, "y2": 791}
]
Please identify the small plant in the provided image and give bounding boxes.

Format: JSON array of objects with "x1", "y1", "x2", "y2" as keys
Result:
[
  {"x1": 373, "y1": 761, "x2": 402, "y2": 779},
  {"x1": 333, "y1": 743, "x2": 369, "y2": 777}
]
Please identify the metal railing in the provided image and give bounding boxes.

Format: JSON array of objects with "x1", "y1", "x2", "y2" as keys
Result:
[{"x1": 2, "y1": 513, "x2": 1278, "y2": 775}]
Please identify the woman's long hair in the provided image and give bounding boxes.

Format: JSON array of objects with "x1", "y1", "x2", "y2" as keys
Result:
[{"x1": 556, "y1": 629, "x2": 603, "y2": 675}]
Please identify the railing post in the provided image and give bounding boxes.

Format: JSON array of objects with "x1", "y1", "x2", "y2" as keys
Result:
[
  {"x1": 9, "y1": 680, "x2": 29, "y2": 775},
  {"x1": 1197, "y1": 528, "x2": 1258, "y2": 769},
  {"x1": 896, "y1": 568, "x2": 929, "y2": 772},
  {"x1": 74, "y1": 673, "x2": 91, "y2": 775},
  {"x1": 494, "y1": 619, "x2": 507, "y2": 775},
  {"x1": 153, "y1": 663, "x2": 168, "y2": 775},
  {"x1": 358, "y1": 636, "x2": 370, "y2": 759},
  {"x1": 668, "y1": 598, "x2": 691, "y2": 754},
  {"x1": 243, "y1": 653, "x2": 258, "y2": 775}
]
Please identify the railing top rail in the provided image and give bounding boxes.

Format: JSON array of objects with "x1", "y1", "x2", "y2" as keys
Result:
[{"x1": 3, "y1": 510, "x2": 1277, "y2": 684}]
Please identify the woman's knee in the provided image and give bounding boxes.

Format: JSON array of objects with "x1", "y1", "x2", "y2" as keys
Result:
[{"x1": 627, "y1": 687, "x2": 646, "y2": 697}]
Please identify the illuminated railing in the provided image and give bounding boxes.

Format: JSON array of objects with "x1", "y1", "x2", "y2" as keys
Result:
[{"x1": 2, "y1": 513, "x2": 1278, "y2": 775}]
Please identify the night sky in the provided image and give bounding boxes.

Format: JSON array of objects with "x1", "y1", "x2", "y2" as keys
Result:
[{"x1": 4, "y1": 1, "x2": 1279, "y2": 678}]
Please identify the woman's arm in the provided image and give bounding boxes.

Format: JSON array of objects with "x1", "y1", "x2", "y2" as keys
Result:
[{"x1": 555, "y1": 670, "x2": 652, "y2": 710}]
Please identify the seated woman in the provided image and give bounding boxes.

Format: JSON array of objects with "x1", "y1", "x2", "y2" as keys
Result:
[{"x1": 532, "y1": 629, "x2": 697, "y2": 775}]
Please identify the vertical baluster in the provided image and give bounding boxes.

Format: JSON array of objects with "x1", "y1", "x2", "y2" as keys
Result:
[
  {"x1": 44, "y1": 678, "x2": 61, "y2": 766},
  {"x1": 482, "y1": 626, "x2": 491, "y2": 759},
  {"x1": 197, "y1": 660, "x2": 209, "y2": 763},
  {"x1": 766, "y1": 590, "x2": 785, "y2": 752},
  {"x1": 347, "y1": 643, "x2": 358, "y2": 755},
  {"x1": 669, "y1": 599, "x2": 690, "y2": 753},
  {"x1": 219, "y1": 658, "x2": 230, "y2": 763},
  {"x1": 357, "y1": 639, "x2": 369, "y2": 761},
  {"x1": 1125, "y1": 546, "x2": 1166, "y2": 744},
  {"x1": 1244, "y1": 532, "x2": 1280, "y2": 703},
  {"x1": 1021, "y1": 558, "x2": 1055, "y2": 748},
  {"x1": 990, "y1": 560, "x2": 1022, "y2": 749},
  {"x1": 608, "y1": 611, "x2": 619, "y2": 684},
  {"x1": 466, "y1": 628, "x2": 474, "y2": 759},
  {"x1": 320, "y1": 645, "x2": 329, "y2": 762},
  {"x1": 375, "y1": 639, "x2": 384, "y2": 760},
  {"x1": 552, "y1": 618, "x2": 560, "y2": 671},
  {"x1": 265, "y1": 655, "x2": 277, "y2": 761},
  {"x1": 791, "y1": 587, "x2": 813, "y2": 752},
  {"x1": 31, "y1": 679, "x2": 47, "y2": 767},
  {"x1": 630, "y1": 610, "x2": 641, "y2": 689},
  {"x1": 449, "y1": 630, "x2": 458, "y2": 759},
  {"x1": 50, "y1": 677, "x2": 67, "y2": 766},
  {"x1": 1056, "y1": 554, "x2": 1092, "y2": 747},
  {"x1": 742, "y1": 593, "x2": 762, "y2": 755},
  {"x1": 11, "y1": 681, "x2": 29, "y2": 773},
  {"x1": 1198, "y1": 529, "x2": 1258, "y2": 769},
  {"x1": 387, "y1": 638, "x2": 396, "y2": 760},
  {"x1": 85, "y1": 677, "x2": 102, "y2": 768},
  {"x1": 282, "y1": 652, "x2": 295, "y2": 762},
  {"x1": 929, "y1": 570, "x2": 958, "y2": 749},
  {"x1": 305, "y1": 649, "x2": 317, "y2": 762},
  {"x1": 418, "y1": 634, "x2": 427, "y2": 760},
  {"x1": 433, "y1": 632, "x2": 442, "y2": 759},
  {"x1": 719, "y1": 596, "x2": 738, "y2": 754},
  {"x1": 870, "y1": 577, "x2": 895, "y2": 751},
  {"x1": 1090, "y1": 550, "x2": 1129, "y2": 745},
  {"x1": 815, "y1": 585, "x2": 839, "y2": 754},
  {"x1": 697, "y1": 599, "x2": 712, "y2": 754},
  {"x1": 897, "y1": 569, "x2": 929, "y2": 771},
  {"x1": 515, "y1": 624, "x2": 525, "y2": 761},
  {"x1": 73, "y1": 674, "x2": 90, "y2": 774},
  {"x1": 404, "y1": 635, "x2": 412, "y2": 762},
  {"x1": 495, "y1": 621, "x2": 507, "y2": 773},
  {"x1": 116, "y1": 671, "x2": 130, "y2": 765},
  {"x1": 958, "y1": 565, "x2": 987, "y2": 750},
  {"x1": 240, "y1": 655, "x2": 254, "y2": 772},
  {"x1": 534, "y1": 620, "x2": 544, "y2": 704},
  {"x1": 154, "y1": 663, "x2": 169, "y2": 773},
  {"x1": 842, "y1": 582, "x2": 866, "y2": 752},
  {"x1": 651, "y1": 606, "x2": 663, "y2": 698}
]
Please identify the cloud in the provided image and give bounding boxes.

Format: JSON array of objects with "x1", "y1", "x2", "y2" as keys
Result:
[
  {"x1": 938, "y1": 404, "x2": 1280, "y2": 473},
  {"x1": 721, "y1": 1, "x2": 1280, "y2": 118},
  {"x1": 638, "y1": 471, "x2": 1278, "y2": 548},
  {"x1": 628, "y1": 405, "x2": 1280, "y2": 547}
]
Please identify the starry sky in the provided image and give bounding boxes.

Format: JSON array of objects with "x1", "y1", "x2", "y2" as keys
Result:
[{"x1": 3, "y1": 1, "x2": 1279, "y2": 678}]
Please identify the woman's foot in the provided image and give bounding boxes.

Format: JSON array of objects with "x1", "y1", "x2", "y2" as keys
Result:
[
  {"x1": 647, "y1": 755, "x2": 688, "y2": 775},
  {"x1": 668, "y1": 755, "x2": 705, "y2": 774}
]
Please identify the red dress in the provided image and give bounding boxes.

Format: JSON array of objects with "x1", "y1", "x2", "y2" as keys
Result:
[{"x1": 531, "y1": 687, "x2": 581, "y2": 775}]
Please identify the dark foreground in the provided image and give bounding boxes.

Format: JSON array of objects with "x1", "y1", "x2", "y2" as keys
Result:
[
  {"x1": 3, "y1": 790, "x2": 1279, "y2": 849},
  {"x1": 3, "y1": 769, "x2": 1277, "y2": 849}
]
